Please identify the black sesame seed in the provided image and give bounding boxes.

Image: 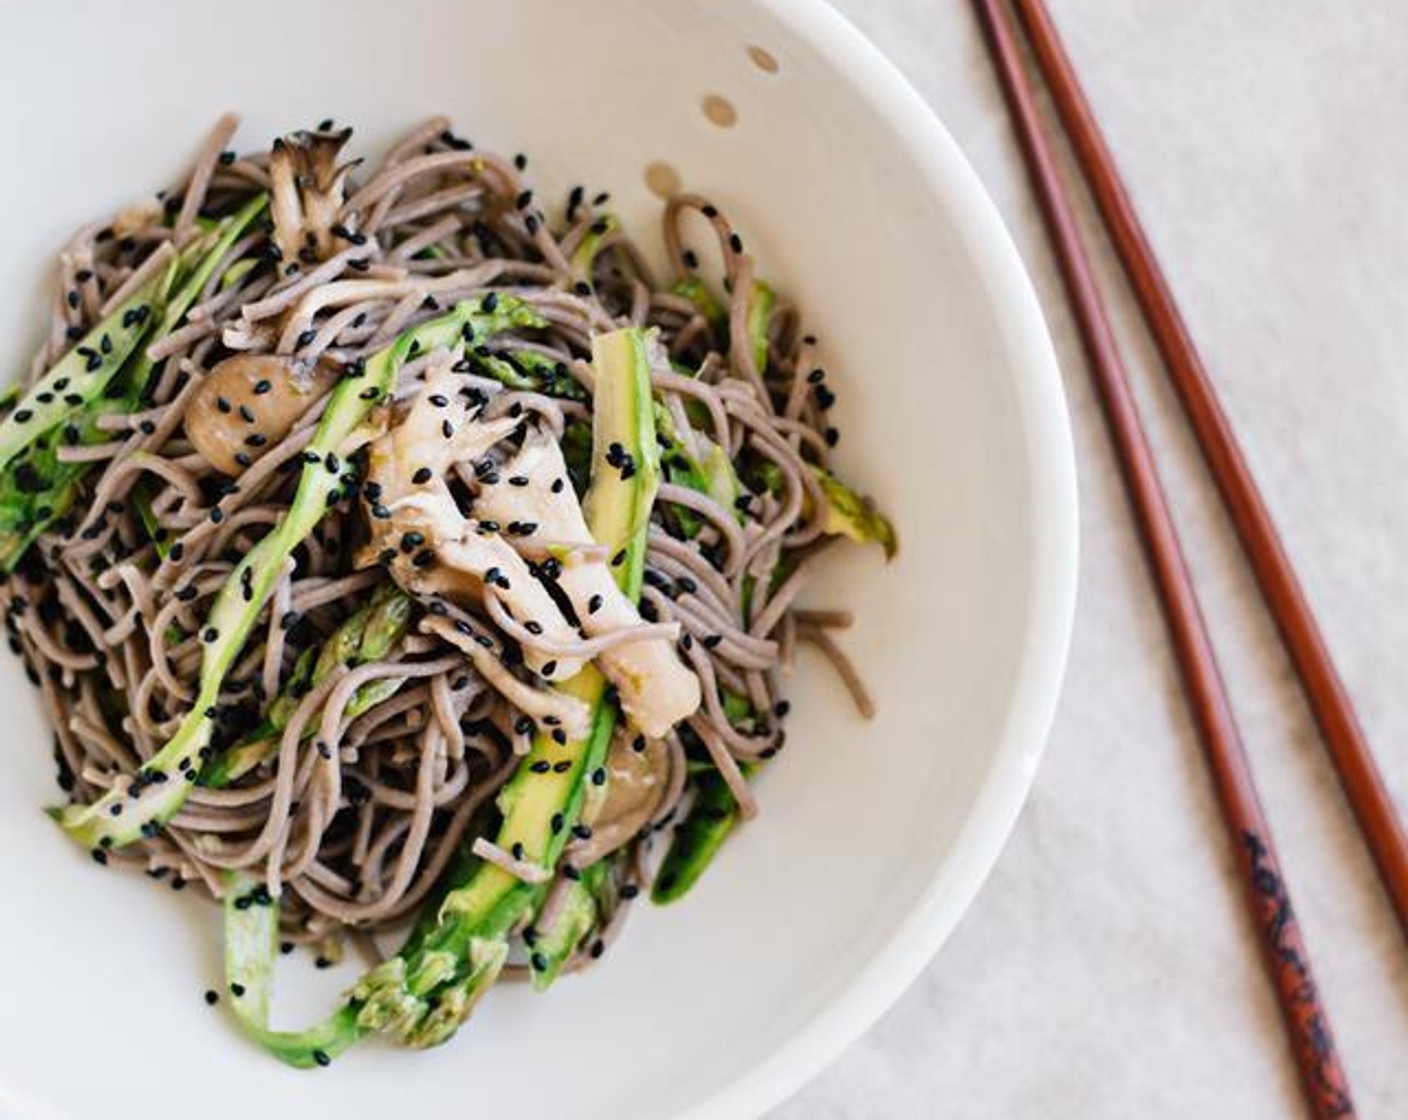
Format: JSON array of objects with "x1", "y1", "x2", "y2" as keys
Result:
[
  {"x1": 824, "y1": 427, "x2": 840, "y2": 447},
  {"x1": 253, "y1": 379, "x2": 272, "y2": 395},
  {"x1": 169, "y1": 542, "x2": 185, "y2": 561},
  {"x1": 313, "y1": 1050, "x2": 332, "y2": 1068},
  {"x1": 728, "y1": 233, "x2": 744, "y2": 253},
  {"x1": 682, "y1": 249, "x2": 699, "y2": 270},
  {"x1": 203, "y1": 627, "x2": 218, "y2": 643},
  {"x1": 529, "y1": 760, "x2": 551, "y2": 774},
  {"x1": 411, "y1": 467, "x2": 433, "y2": 485},
  {"x1": 530, "y1": 952, "x2": 548, "y2": 972},
  {"x1": 482, "y1": 292, "x2": 499, "y2": 312},
  {"x1": 204, "y1": 989, "x2": 220, "y2": 1005},
  {"x1": 541, "y1": 660, "x2": 557, "y2": 677}
]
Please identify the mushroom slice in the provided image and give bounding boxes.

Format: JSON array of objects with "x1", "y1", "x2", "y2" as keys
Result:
[
  {"x1": 186, "y1": 354, "x2": 338, "y2": 475},
  {"x1": 575, "y1": 731, "x2": 671, "y2": 864},
  {"x1": 269, "y1": 128, "x2": 360, "y2": 266},
  {"x1": 360, "y1": 357, "x2": 586, "y2": 681},
  {"x1": 475, "y1": 428, "x2": 702, "y2": 739}
]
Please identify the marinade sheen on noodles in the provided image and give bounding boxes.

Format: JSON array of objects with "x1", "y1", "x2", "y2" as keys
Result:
[{"x1": 1, "y1": 114, "x2": 895, "y2": 1062}]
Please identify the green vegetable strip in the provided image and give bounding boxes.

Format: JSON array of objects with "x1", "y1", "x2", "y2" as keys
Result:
[
  {"x1": 812, "y1": 467, "x2": 898, "y2": 558},
  {"x1": 529, "y1": 859, "x2": 610, "y2": 990},
  {"x1": 669, "y1": 276, "x2": 726, "y2": 325},
  {"x1": 0, "y1": 197, "x2": 269, "y2": 570},
  {"x1": 204, "y1": 586, "x2": 413, "y2": 787},
  {"x1": 52, "y1": 296, "x2": 543, "y2": 852},
  {"x1": 131, "y1": 482, "x2": 172, "y2": 560},
  {"x1": 746, "y1": 280, "x2": 775, "y2": 373},
  {"x1": 653, "y1": 769, "x2": 744, "y2": 904},
  {"x1": 0, "y1": 278, "x2": 171, "y2": 473},
  {"x1": 569, "y1": 213, "x2": 618, "y2": 282},
  {"x1": 340, "y1": 327, "x2": 660, "y2": 1052},
  {"x1": 223, "y1": 872, "x2": 362, "y2": 1068}
]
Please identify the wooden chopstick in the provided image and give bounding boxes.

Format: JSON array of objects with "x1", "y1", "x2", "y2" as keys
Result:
[
  {"x1": 970, "y1": 2, "x2": 1357, "y2": 1117},
  {"x1": 1011, "y1": 0, "x2": 1408, "y2": 943}
]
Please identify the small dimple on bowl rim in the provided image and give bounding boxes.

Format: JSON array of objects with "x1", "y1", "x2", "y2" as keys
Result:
[{"x1": 673, "y1": 2, "x2": 1078, "y2": 1118}]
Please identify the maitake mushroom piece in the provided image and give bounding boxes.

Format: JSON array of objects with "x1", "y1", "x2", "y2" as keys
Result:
[
  {"x1": 185, "y1": 354, "x2": 338, "y2": 475},
  {"x1": 361, "y1": 354, "x2": 701, "y2": 741},
  {"x1": 269, "y1": 128, "x2": 360, "y2": 267}
]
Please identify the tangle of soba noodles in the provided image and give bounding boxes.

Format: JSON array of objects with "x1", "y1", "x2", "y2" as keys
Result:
[{"x1": 3, "y1": 115, "x2": 894, "y2": 1049}]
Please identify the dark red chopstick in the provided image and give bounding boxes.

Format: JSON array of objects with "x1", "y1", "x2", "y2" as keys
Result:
[
  {"x1": 971, "y1": 2, "x2": 1356, "y2": 1117},
  {"x1": 1011, "y1": 0, "x2": 1408, "y2": 943}
]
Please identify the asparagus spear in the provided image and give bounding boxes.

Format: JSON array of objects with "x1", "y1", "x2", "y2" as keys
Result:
[
  {"x1": 203, "y1": 585, "x2": 413, "y2": 787},
  {"x1": 52, "y1": 295, "x2": 544, "y2": 852},
  {"x1": 812, "y1": 467, "x2": 898, "y2": 558},
  {"x1": 569, "y1": 213, "x2": 618, "y2": 282},
  {"x1": 344, "y1": 326, "x2": 660, "y2": 1050},
  {"x1": 222, "y1": 872, "x2": 362, "y2": 1068},
  {"x1": 528, "y1": 858, "x2": 612, "y2": 990},
  {"x1": 669, "y1": 277, "x2": 726, "y2": 325},
  {"x1": 746, "y1": 280, "x2": 775, "y2": 373},
  {"x1": 0, "y1": 195, "x2": 270, "y2": 569},
  {"x1": 653, "y1": 769, "x2": 743, "y2": 904}
]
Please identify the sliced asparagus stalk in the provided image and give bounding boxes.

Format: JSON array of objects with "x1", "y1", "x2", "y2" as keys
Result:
[
  {"x1": 812, "y1": 467, "x2": 898, "y2": 558},
  {"x1": 669, "y1": 276, "x2": 725, "y2": 325},
  {"x1": 52, "y1": 295, "x2": 544, "y2": 851},
  {"x1": 746, "y1": 279, "x2": 775, "y2": 373},
  {"x1": 569, "y1": 213, "x2": 618, "y2": 282},
  {"x1": 204, "y1": 585, "x2": 413, "y2": 787},
  {"x1": 652, "y1": 768, "x2": 745, "y2": 904},
  {"x1": 529, "y1": 859, "x2": 611, "y2": 990},
  {"x1": 223, "y1": 872, "x2": 363, "y2": 1067}
]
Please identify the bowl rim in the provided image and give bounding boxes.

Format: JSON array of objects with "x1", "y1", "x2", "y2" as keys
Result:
[{"x1": 672, "y1": 2, "x2": 1079, "y2": 1118}]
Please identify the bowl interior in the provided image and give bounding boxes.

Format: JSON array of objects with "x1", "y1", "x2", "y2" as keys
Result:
[{"x1": 0, "y1": 2, "x2": 1074, "y2": 1118}]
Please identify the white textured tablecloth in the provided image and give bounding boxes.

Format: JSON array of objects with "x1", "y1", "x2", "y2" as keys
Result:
[{"x1": 774, "y1": 3, "x2": 1408, "y2": 1116}]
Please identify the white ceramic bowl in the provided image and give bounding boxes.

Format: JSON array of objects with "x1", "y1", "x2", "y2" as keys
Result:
[{"x1": 0, "y1": 2, "x2": 1076, "y2": 1118}]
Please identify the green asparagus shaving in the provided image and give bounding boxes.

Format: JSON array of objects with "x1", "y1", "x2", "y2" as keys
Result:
[
  {"x1": 813, "y1": 467, "x2": 898, "y2": 558},
  {"x1": 222, "y1": 872, "x2": 363, "y2": 1067},
  {"x1": 529, "y1": 859, "x2": 611, "y2": 990},
  {"x1": 653, "y1": 769, "x2": 746, "y2": 904},
  {"x1": 569, "y1": 213, "x2": 618, "y2": 281},
  {"x1": 669, "y1": 276, "x2": 726, "y2": 325},
  {"x1": 746, "y1": 280, "x2": 775, "y2": 373},
  {"x1": 470, "y1": 347, "x2": 586, "y2": 402},
  {"x1": 219, "y1": 257, "x2": 259, "y2": 293},
  {"x1": 51, "y1": 296, "x2": 544, "y2": 852},
  {"x1": 0, "y1": 196, "x2": 269, "y2": 569},
  {"x1": 131, "y1": 482, "x2": 172, "y2": 560},
  {"x1": 204, "y1": 586, "x2": 413, "y2": 787},
  {"x1": 344, "y1": 327, "x2": 659, "y2": 1051},
  {"x1": 0, "y1": 276, "x2": 172, "y2": 473}
]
